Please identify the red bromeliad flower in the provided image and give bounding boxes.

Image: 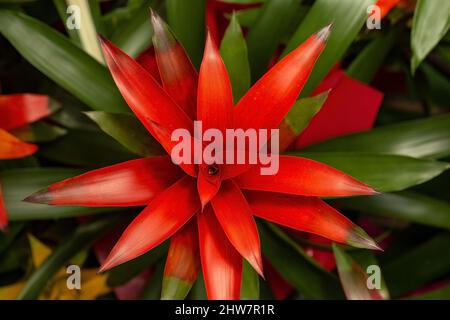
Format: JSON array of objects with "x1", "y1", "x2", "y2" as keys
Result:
[
  {"x1": 25, "y1": 13, "x2": 380, "y2": 299},
  {"x1": 0, "y1": 93, "x2": 55, "y2": 230}
]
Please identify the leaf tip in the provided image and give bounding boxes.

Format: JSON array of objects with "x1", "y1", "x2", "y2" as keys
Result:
[
  {"x1": 23, "y1": 188, "x2": 52, "y2": 204},
  {"x1": 347, "y1": 226, "x2": 382, "y2": 251},
  {"x1": 316, "y1": 22, "x2": 333, "y2": 43}
]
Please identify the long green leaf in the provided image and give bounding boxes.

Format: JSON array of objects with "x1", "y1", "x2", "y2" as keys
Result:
[
  {"x1": 302, "y1": 114, "x2": 450, "y2": 159},
  {"x1": 337, "y1": 191, "x2": 450, "y2": 230},
  {"x1": 1, "y1": 168, "x2": 117, "y2": 221},
  {"x1": 332, "y1": 243, "x2": 385, "y2": 300},
  {"x1": 260, "y1": 222, "x2": 344, "y2": 299},
  {"x1": 347, "y1": 26, "x2": 403, "y2": 83},
  {"x1": 383, "y1": 233, "x2": 450, "y2": 298},
  {"x1": 240, "y1": 260, "x2": 260, "y2": 300},
  {"x1": 284, "y1": 0, "x2": 375, "y2": 97},
  {"x1": 18, "y1": 216, "x2": 123, "y2": 299},
  {"x1": 40, "y1": 129, "x2": 135, "y2": 167},
  {"x1": 406, "y1": 284, "x2": 450, "y2": 300},
  {"x1": 0, "y1": 10, "x2": 128, "y2": 112},
  {"x1": 109, "y1": 0, "x2": 155, "y2": 57},
  {"x1": 85, "y1": 111, "x2": 163, "y2": 157},
  {"x1": 411, "y1": 0, "x2": 450, "y2": 73},
  {"x1": 220, "y1": 13, "x2": 251, "y2": 103},
  {"x1": 140, "y1": 259, "x2": 165, "y2": 299},
  {"x1": 107, "y1": 241, "x2": 168, "y2": 287},
  {"x1": 246, "y1": 0, "x2": 300, "y2": 79},
  {"x1": 166, "y1": 0, "x2": 205, "y2": 68},
  {"x1": 293, "y1": 152, "x2": 449, "y2": 193}
]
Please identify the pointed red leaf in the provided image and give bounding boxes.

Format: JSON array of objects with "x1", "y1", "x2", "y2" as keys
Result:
[
  {"x1": 99, "y1": 36, "x2": 196, "y2": 176},
  {"x1": 162, "y1": 219, "x2": 200, "y2": 299},
  {"x1": 0, "y1": 183, "x2": 8, "y2": 231},
  {"x1": 245, "y1": 190, "x2": 380, "y2": 250},
  {"x1": 293, "y1": 71, "x2": 383, "y2": 149},
  {"x1": 197, "y1": 31, "x2": 234, "y2": 133},
  {"x1": 150, "y1": 11, "x2": 198, "y2": 120},
  {"x1": 100, "y1": 176, "x2": 200, "y2": 271},
  {"x1": 198, "y1": 205, "x2": 242, "y2": 300},
  {"x1": 235, "y1": 155, "x2": 376, "y2": 197},
  {"x1": 24, "y1": 157, "x2": 183, "y2": 206},
  {"x1": 233, "y1": 25, "x2": 330, "y2": 133},
  {"x1": 197, "y1": 164, "x2": 222, "y2": 210},
  {"x1": 0, "y1": 94, "x2": 56, "y2": 130},
  {"x1": 135, "y1": 47, "x2": 162, "y2": 83},
  {"x1": 0, "y1": 128, "x2": 37, "y2": 159},
  {"x1": 211, "y1": 180, "x2": 263, "y2": 277}
]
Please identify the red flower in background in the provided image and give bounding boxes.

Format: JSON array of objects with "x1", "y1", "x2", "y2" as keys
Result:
[
  {"x1": 25, "y1": 13, "x2": 380, "y2": 299},
  {"x1": 0, "y1": 93, "x2": 55, "y2": 231}
]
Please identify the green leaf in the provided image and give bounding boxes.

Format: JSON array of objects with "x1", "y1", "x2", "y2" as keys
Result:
[
  {"x1": 284, "y1": 91, "x2": 329, "y2": 135},
  {"x1": 246, "y1": 0, "x2": 300, "y2": 79},
  {"x1": 107, "y1": 241, "x2": 168, "y2": 287},
  {"x1": 383, "y1": 233, "x2": 450, "y2": 298},
  {"x1": 220, "y1": 13, "x2": 251, "y2": 103},
  {"x1": 166, "y1": 0, "x2": 205, "y2": 68},
  {"x1": 337, "y1": 191, "x2": 450, "y2": 230},
  {"x1": 332, "y1": 243, "x2": 385, "y2": 300},
  {"x1": 347, "y1": 26, "x2": 403, "y2": 83},
  {"x1": 1, "y1": 168, "x2": 117, "y2": 221},
  {"x1": 10, "y1": 122, "x2": 67, "y2": 143},
  {"x1": 85, "y1": 111, "x2": 163, "y2": 157},
  {"x1": 109, "y1": 0, "x2": 156, "y2": 58},
  {"x1": 190, "y1": 273, "x2": 207, "y2": 300},
  {"x1": 406, "y1": 283, "x2": 450, "y2": 300},
  {"x1": 140, "y1": 259, "x2": 165, "y2": 299},
  {"x1": 303, "y1": 114, "x2": 450, "y2": 159},
  {"x1": 40, "y1": 129, "x2": 135, "y2": 167},
  {"x1": 284, "y1": 0, "x2": 375, "y2": 97},
  {"x1": 0, "y1": 10, "x2": 128, "y2": 112},
  {"x1": 349, "y1": 250, "x2": 390, "y2": 299},
  {"x1": 293, "y1": 152, "x2": 449, "y2": 193},
  {"x1": 240, "y1": 260, "x2": 260, "y2": 300},
  {"x1": 53, "y1": 0, "x2": 81, "y2": 45},
  {"x1": 260, "y1": 222, "x2": 344, "y2": 299},
  {"x1": 411, "y1": 0, "x2": 450, "y2": 73},
  {"x1": 17, "y1": 217, "x2": 123, "y2": 300}
]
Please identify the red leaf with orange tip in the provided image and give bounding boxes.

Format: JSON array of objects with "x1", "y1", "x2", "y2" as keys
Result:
[
  {"x1": 0, "y1": 183, "x2": 8, "y2": 231},
  {"x1": 198, "y1": 205, "x2": 242, "y2": 300},
  {"x1": 99, "y1": 36, "x2": 196, "y2": 176},
  {"x1": 162, "y1": 219, "x2": 200, "y2": 299},
  {"x1": 0, "y1": 94, "x2": 56, "y2": 130},
  {"x1": 244, "y1": 190, "x2": 380, "y2": 250},
  {"x1": 197, "y1": 31, "x2": 233, "y2": 133},
  {"x1": 100, "y1": 176, "x2": 200, "y2": 272},
  {"x1": 233, "y1": 25, "x2": 330, "y2": 134},
  {"x1": 150, "y1": 10, "x2": 198, "y2": 120},
  {"x1": 235, "y1": 155, "x2": 376, "y2": 197},
  {"x1": 24, "y1": 157, "x2": 183, "y2": 206},
  {"x1": 0, "y1": 128, "x2": 37, "y2": 159},
  {"x1": 293, "y1": 70, "x2": 383, "y2": 149},
  {"x1": 211, "y1": 180, "x2": 263, "y2": 277}
]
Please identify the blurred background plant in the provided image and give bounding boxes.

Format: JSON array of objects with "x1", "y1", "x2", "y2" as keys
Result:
[{"x1": 0, "y1": 0, "x2": 449, "y2": 300}]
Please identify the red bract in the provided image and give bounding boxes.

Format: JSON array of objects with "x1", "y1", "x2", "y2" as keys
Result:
[
  {"x1": 0, "y1": 93, "x2": 54, "y2": 231},
  {"x1": 25, "y1": 13, "x2": 380, "y2": 299}
]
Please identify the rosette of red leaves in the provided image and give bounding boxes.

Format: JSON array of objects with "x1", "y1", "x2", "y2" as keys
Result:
[{"x1": 25, "y1": 13, "x2": 380, "y2": 300}]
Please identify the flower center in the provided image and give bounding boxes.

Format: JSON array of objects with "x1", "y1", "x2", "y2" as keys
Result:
[{"x1": 207, "y1": 165, "x2": 219, "y2": 176}]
